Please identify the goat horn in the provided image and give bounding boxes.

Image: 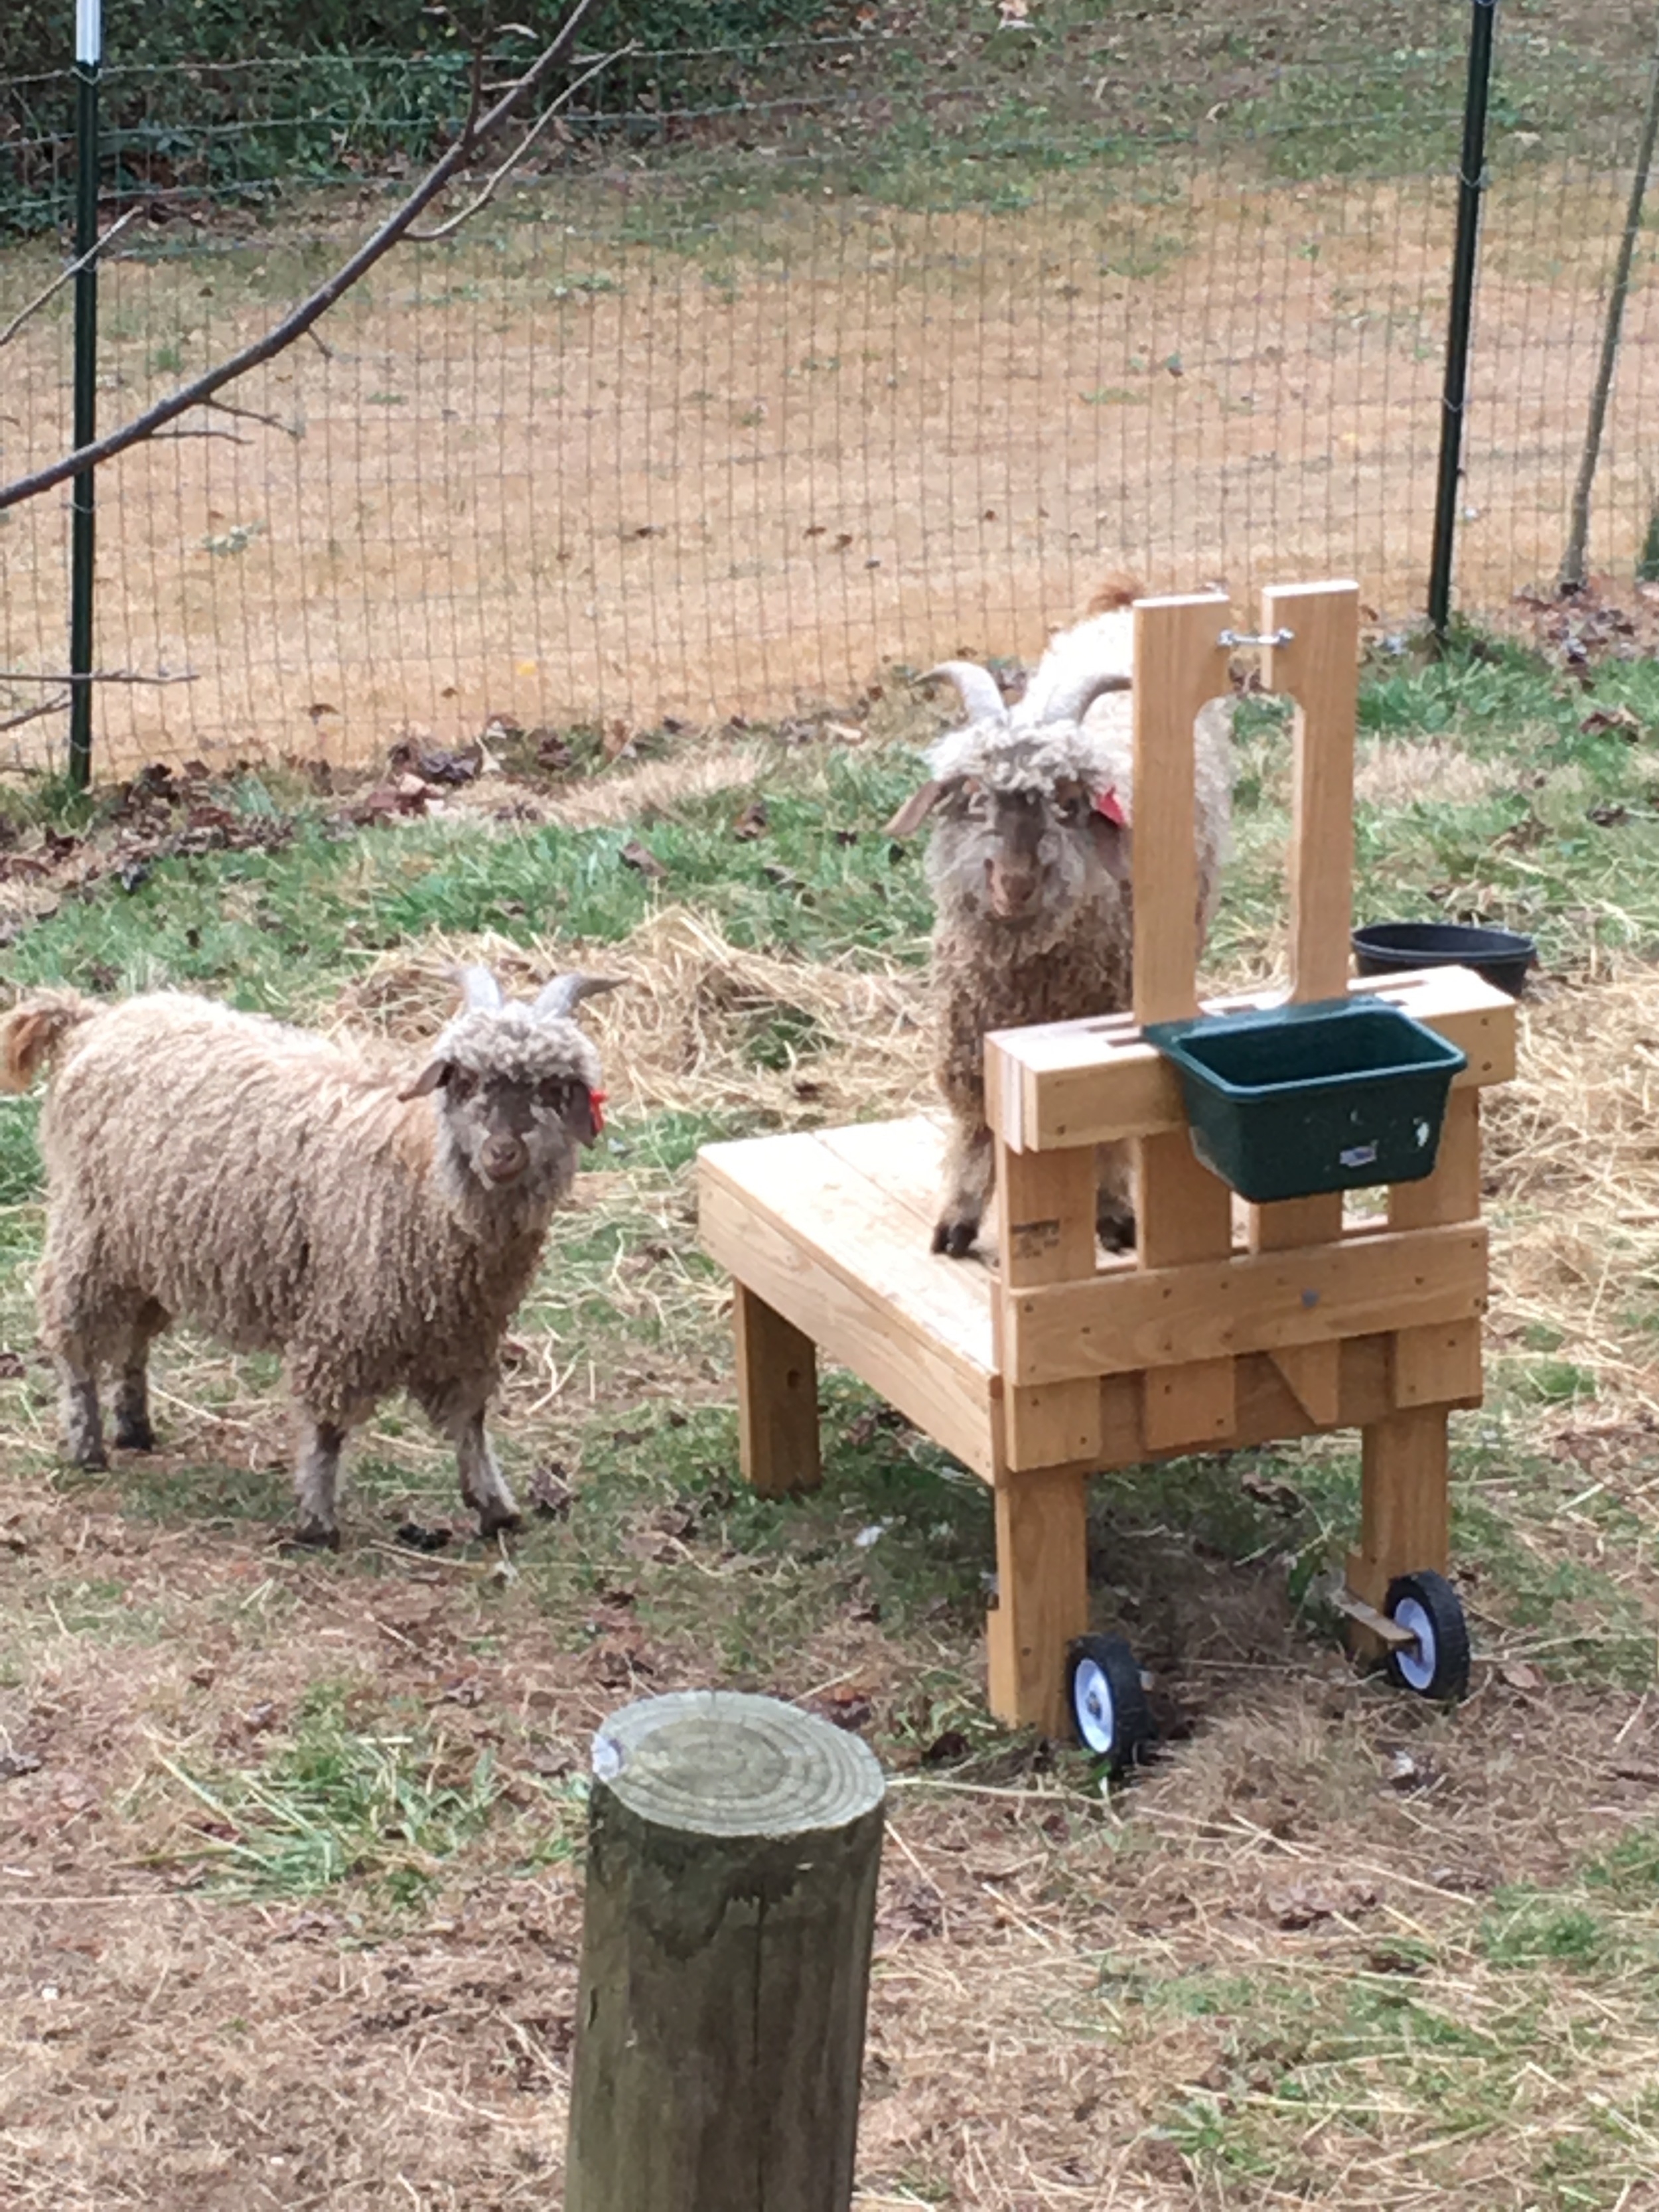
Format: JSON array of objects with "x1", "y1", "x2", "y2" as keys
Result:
[
  {"x1": 1025, "y1": 668, "x2": 1134, "y2": 727},
  {"x1": 533, "y1": 972, "x2": 625, "y2": 1023},
  {"x1": 453, "y1": 966, "x2": 505, "y2": 1013},
  {"x1": 922, "y1": 660, "x2": 1007, "y2": 724}
]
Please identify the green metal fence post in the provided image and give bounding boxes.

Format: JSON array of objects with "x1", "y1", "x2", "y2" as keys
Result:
[
  {"x1": 68, "y1": 0, "x2": 102, "y2": 790},
  {"x1": 1427, "y1": 0, "x2": 1498, "y2": 648}
]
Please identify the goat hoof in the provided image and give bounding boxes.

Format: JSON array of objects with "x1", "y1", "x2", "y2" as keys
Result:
[
  {"x1": 114, "y1": 1420, "x2": 156, "y2": 1453},
  {"x1": 933, "y1": 1216, "x2": 979, "y2": 1259},
  {"x1": 290, "y1": 1520, "x2": 341, "y2": 1552},
  {"x1": 70, "y1": 1445, "x2": 109, "y2": 1472},
  {"x1": 1097, "y1": 1206, "x2": 1137, "y2": 1254}
]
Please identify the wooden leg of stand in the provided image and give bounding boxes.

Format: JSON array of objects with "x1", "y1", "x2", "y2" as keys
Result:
[{"x1": 734, "y1": 1284, "x2": 822, "y2": 1497}]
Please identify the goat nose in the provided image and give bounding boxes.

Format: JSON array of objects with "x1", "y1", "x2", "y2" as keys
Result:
[{"x1": 482, "y1": 1136, "x2": 526, "y2": 1183}]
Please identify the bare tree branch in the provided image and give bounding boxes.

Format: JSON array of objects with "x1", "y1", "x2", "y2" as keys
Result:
[
  {"x1": 1559, "y1": 21, "x2": 1659, "y2": 593},
  {"x1": 0, "y1": 668, "x2": 199, "y2": 687},
  {"x1": 0, "y1": 692, "x2": 72, "y2": 734},
  {"x1": 0, "y1": 0, "x2": 597, "y2": 515},
  {"x1": 407, "y1": 42, "x2": 632, "y2": 243},
  {"x1": 0, "y1": 207, "x2": 141, "y2": 353}
]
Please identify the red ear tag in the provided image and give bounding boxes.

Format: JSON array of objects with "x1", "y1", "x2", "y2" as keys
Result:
[
  {"x1": 1093, "y1": 787, "x2": 1127, "y2": 827},
  {"x1": 589, "y1": 1088, "x2": 607, "y2": 1137}
]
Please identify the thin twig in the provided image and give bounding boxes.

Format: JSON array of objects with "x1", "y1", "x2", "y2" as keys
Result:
[
  {"x1": 0, "y1": 206, "x2": 141, "y2": 352},
  {"x1": 0, "y1": 692, "x2": 70, "y2": 734},
  {"x1": 0, "y1": 668, "x2": 198, "y2": 686},
  {"x1": 408, "y1": 42, "x2": 633, "y2": 242},
  {"x1": 0, "y1": 0, "x2": 597, "y2": 514},
  {"x1": 151, "y1": 427, "x2": 252, "y2": 445},
  {"x1": 204, "y1": 395, "x2": 303, "y2": 441}
]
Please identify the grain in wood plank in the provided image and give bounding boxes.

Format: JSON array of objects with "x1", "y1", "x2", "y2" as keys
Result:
[
  {"x1": 986, "y1": 1466, "x2": 1092, "y2": 1733},
  {"x1": 1264, "y1": 580, "x2": 1360, "y2": 1005},
  {"x1": 700, "y1": 1177, "x2": 995, "y2": 1480},
  {"x1": 1131, "y1": 591, "x2": 1232, "y2": 1027},
  {"x1": 1004, "y1": 1221, "x2": 1488, "y2": 1385},
  {"x1": 733, "y1": 1286, "x2": 822, "y2": 1497}
]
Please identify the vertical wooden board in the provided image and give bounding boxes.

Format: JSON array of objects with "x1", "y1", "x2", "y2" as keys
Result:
[
  {"x1": 1131, "y1": 592, "x2": 1232, "y2": 1027},
  {"x1": 1263, "y1": 580, "x2": 1360, "y2": 1005},
  {"x1": 1269, "y1": 1343, "x2": 1342, "y2": 1426},
  {"x1": 1394, "y1": 1318, "x2": 1484, "y2": 1408},
  {"x1": 994, "y1": 1141, "x2": 1103, "y2": 1465},
  {"x1": 1098, "y1": 1372, "x2": 1147, "y2": 1467},
  {"x1": 1003, "y1": 1380, "x2": 1103, "y2": 1469},
  {"x1": 1389, "y1": 1088, "x2": 1482, "y2": 1229},
  {"x1": 733, "y1": 1284, "x2": 822, "y2": 1498},
  {"x1": 1347, "y1": 1405, "x2": 1451, "y2": 1613},
  {"x1": 997, "y1": 1143, "x2": 1098, "y2": 1286},
  {"x1": 1142, "y1": 1356, "x2": 1237, "y2": 1451},
  {"x1": 1135, "y1": 1110, "x2": 1236, "y2": 1449},
  {"x1": 1136, "y1": 1130, "x2": 1233, "y2": 1267},
  {"x1": 1249, "y1": 1189, "x2": 1342, "y2": 1425},
  {"x1": 1250, "y1": 1193, "x2": 1343, "y2": 1252},
  {"x1": 986, "y1": 1466, "x2": 1091, "y2": 1735}
]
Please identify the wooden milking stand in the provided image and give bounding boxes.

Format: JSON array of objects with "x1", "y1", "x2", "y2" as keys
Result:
[{"x1": 699, "y1": 584, "x2": 1516, "y2": 1739}]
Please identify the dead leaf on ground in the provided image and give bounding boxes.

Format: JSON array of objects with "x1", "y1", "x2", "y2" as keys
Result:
[{"x1": 527, "y1": 1463, "x2": 574, "y2": 1519}]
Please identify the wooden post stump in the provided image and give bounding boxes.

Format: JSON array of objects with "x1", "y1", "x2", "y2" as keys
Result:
[{"x1": 565, "y1": 1690, "x2": 886, "y2": 2212}]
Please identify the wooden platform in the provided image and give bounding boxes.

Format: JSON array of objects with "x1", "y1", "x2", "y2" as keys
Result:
[
  {"x1": 698, "y1": 583, "x2": 1521, "y2": 1735},
  {"x1": 700, "y1": 1118, "x2": 997, "y2": 1481},
  {"x1": 701, "y1": 964, "x2": 1507, "y2": 1458}
]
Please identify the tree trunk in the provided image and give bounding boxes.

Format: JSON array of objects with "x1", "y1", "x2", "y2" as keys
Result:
[
  {"x1": 565, "y1": 1689, "x2": 886, "y2": 2212},
  {"x1": 1559, "y1": 25, "x2": 1659, "y2": 592}
]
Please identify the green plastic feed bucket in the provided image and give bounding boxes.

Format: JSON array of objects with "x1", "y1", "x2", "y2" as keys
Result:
[{"x1": 1145, "y1": 997, "x2": 1467, "y2": 1205}]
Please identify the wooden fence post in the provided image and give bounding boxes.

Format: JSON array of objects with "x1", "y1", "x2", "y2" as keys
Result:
[{"x1": 565, "y1": 1689, "x2": 886, "y2": 2212}]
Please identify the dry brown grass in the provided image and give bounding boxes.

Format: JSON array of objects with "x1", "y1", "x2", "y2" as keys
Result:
[
  {"x1": 1485, "y1": 966, "x2": 1659, "y2": 1413},
  {"x1": 334, "y1": 903, "x2": 932, "y2": 1128},
  {"x1": 3, "y1": 165, "x2": 1652, "y2": 774},
  {"x1": 6, "y1": 888, "x2": 1659, "y2": 2201}
]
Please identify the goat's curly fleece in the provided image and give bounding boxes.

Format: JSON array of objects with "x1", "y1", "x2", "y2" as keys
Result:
[
  {"x1": 0, "y1": 988, "x2": 597, "y2": 1427},
  {"x1": 920, "y1": 588, "x2": 1234, "y2": 1242}
]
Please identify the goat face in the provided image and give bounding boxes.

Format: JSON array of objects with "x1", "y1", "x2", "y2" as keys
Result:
[
  {"x1": 432, "y1": 1061, "x2": 597, "y2": 1202},
  {"x1": 889, "y1": 733, "x2": 1131, "y2": 945},
  {"x1": 401, "y1": 970, "x2": 616, "y2": 1219}
]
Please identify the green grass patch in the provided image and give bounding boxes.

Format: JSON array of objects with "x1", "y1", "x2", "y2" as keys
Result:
[{"x1": 160, "y1": 1681, "x2": 583, "y2": 1904}]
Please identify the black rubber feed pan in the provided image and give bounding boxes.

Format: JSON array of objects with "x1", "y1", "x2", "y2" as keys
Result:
[
  {"x1": 1352, "y1": 921, "x2": 1536, "y2": 998},
  {"x1": 1147, "y1": 996, "x2": 1467, "y2": 1205}
]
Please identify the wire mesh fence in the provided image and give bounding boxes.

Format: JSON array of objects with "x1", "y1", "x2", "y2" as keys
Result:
[{"x1": 1, "y1": 7, "x2": 1656, "y2": 777}]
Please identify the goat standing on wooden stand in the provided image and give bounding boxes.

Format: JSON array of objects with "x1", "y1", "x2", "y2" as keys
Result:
[{"x1": 888, "y1": 579, "x2": 1235, "y2": 1258}]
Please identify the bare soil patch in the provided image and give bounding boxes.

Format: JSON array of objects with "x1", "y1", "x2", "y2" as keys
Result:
[{"x1": 3, "y1": 165, "x2": 1651, "y2": 774}]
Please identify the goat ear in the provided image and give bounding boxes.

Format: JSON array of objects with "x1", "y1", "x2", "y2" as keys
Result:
[
  {"x1": 885, "y1": 780, "x2": 948, "y2": 836},
  {"x1": 563, "y1": 1084, "x2": 606, "y2": 1145},
  {"x1": 1090, "y1": 814, "x2": 1132, "y2": 883},
  {"x1": 398, "y1": 1057, "x2": 453, "y2": 1102}
]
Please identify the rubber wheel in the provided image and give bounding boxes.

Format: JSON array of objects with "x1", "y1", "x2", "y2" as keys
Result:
[
  {"x1": 1066, "y1": 1634, "x2": 1157, "y2": 1770},
  {"x1": 1383, "y1": 1570, "x2": 1471, "y2": 1702}
]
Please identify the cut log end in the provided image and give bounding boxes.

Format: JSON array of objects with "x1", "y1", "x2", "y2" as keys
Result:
[{"x1": 591, "y1": 1688, "x2": 885, "y2": 1839}]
